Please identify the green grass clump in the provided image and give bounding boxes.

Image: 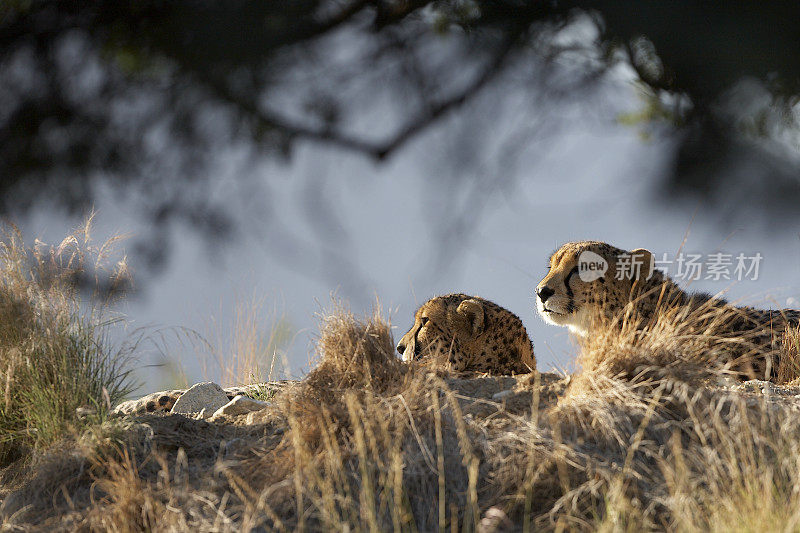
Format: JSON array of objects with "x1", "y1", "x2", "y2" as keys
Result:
[{"x1": 0, "y1": 220, "x2": 134, "y2": 466}]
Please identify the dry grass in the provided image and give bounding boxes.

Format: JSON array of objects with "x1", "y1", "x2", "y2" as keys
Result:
[
  {"x1": 778, "y1": 323, "x2": 800, "y2": 384},
  {"x1": 3, "y1": 288, "x2": 800, "y2": 531},
  {"x1": 577, "y1": 283, "x2": 797, "y2": 383},
  {"x1": 199, "y1": 296, "x2": 290, "y2": 387}
]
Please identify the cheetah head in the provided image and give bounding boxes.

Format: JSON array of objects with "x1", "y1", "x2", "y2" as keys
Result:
[
  {"x1": 535, "y1": 241, "x2": 654, "y2": 336},
  {"x1": 396, "y1": 294, "x2": 485, "y2": 369}
]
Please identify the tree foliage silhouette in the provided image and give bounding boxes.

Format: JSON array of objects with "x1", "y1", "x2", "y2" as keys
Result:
[{"x1": 2, "y1": 1, "x2": 798, "y2": 259}]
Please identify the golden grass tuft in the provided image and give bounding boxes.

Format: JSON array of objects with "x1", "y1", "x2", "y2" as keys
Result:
[
  {"x1": 305, "y1": 300, "x2": 405, "y2": 393},
  {"x1": 575, "y1": 286, "x2": 794, "y2": 385},
  {"x1": 778, "y1": 323, "x2": 800, "y2": 384}
]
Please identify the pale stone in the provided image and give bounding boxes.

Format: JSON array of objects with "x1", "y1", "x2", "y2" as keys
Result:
[
  {"x1": 491, "y1": 389, "x2": 515, "y2": 401},
  {"x1": 244, "y1": 411, "x2": 261, "y2": 425},
  {"x1": 75, "y1": 406, "x2": 96, "y2": 418},
  {"x1": 210, "y1": 395, "x2": 270, "y2": 421},
  {"x1": 170, "y1": 382, "x2": 229, "y2": 415},
  {"x1": 478, "y1": 506, "x2": 513, "y2": 533},
  {"x1": 735, "y1": 379, "x2": 777, "y2": 395}
]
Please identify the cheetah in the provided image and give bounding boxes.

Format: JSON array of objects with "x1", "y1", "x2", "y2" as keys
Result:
[
  {"x1": 396, "y1": 293, "x2": 536, "y2": 374},
  {"x1": 535, "y1": 241, "x2": 800, "y2": 381}
]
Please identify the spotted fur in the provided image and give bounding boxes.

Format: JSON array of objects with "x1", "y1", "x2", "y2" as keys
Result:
[
  {"x1": 536, "y1": 241, "x2": 800, "y2": 381},
  {"x1": 396, "y1": 294, "x2": 536, "y2": 374},
  {"x1": 145, "y1": 393, "x2": 180, "y2": 413}
]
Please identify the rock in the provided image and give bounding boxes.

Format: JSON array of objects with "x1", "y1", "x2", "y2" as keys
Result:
[
  {"x1": 478, "y1": 506, "x2": 513, "y2": 533},
  {"x1": 111, "y1": 381, "x2": 292, "y2": 416},
  {"x1": 735, "y1": 379, "x2": 777, "y2": 395},
  {"x1": 170, "y1": 382, "x2": 229, "y2": 416},
  {"x1": 75, "y1": 406, "x2": 96, "y2": 418},
  {"x1": 245, "y1": 410, "x2": 264, "y2": 425},
  {"x1": 491, "y1": 389, "x2": 515, "y2": 401},
  {"x1": 0, "y1": 490, "x2": 25, "y2": 520},
  {"x1": 210, "y1": 395, "x2": 271, "y2": 421},
  {"x1": 224, "y1": 383, "x2": 284, "y2": 398},
  {"x1": 716, "y1": 375, "x2": 739, "y2": 388}
]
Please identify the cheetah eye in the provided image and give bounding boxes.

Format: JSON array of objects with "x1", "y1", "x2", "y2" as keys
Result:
[{"x1": 421, "y1": 317, "x2": 429, "y2": 326}]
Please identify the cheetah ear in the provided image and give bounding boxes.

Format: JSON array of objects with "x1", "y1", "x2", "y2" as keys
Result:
[
  {"x1": 457, "y1": 299, "x2": 485, "y2": 336},
  {"x1": 630, "y1": 248, "x2": 655, "y2": 280}
]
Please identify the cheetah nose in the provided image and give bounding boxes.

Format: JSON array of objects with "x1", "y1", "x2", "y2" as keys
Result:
[
  {"x1": 396, "y1": 342, "x2": 406, "y2": 355},
  {"x1": 537, "y1": 286, "x2": 555, "y2": 303}
]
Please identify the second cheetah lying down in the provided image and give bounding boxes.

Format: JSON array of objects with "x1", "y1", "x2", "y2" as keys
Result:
[{"x1": 397, "y1": 293, "x2": 535, "y2": 374}]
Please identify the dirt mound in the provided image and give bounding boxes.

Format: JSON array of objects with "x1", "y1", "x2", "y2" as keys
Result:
[{"x1": 3, "y1": 306, "x2": 800, "y2": 531}]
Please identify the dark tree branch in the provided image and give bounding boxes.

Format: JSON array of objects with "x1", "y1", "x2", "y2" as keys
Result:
[
  {"x1": 371, "y1": 29, "x2": 521, "y2": 159},
  {"x1": 195, "y1": 25, "x2": 522, "y2": 161},
  {"x1": 2, "y1": 0, "x2": 799, "y2": 253}
]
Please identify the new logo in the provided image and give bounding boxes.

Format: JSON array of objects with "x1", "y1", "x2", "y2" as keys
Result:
[{"x1": 577, "y1": 250, "x2": 608, "y2": 282}]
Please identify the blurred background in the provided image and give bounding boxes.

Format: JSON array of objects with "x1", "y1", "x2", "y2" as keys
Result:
[{"x1": 2, "y1": 2, "x2": 799, "y2": 390}]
